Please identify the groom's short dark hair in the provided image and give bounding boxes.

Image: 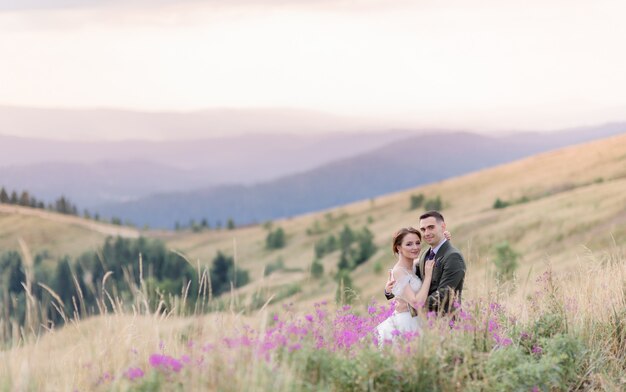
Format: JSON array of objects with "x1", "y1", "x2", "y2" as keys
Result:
[{"x1": 420, "y1": 210, "x2": 444, "y2": 223}]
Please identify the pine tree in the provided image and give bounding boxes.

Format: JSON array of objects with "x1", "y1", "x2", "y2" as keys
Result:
[
  {"x1": 0, "y1": 187, "x2": 9, "y2": 203},
  {"x1": 339, "y1": 225, "x2": 355, "y2": 251},
  {"x1": 19, "y1": 191, "x2": 30, "y2": 206},
  {"x1": 227, "y1": 218, "x2": 236, "y2": 230}
]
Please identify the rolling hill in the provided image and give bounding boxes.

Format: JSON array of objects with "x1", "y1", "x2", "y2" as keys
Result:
[
  {"x1": 96, "y1": 124, "x2": 626, "y2": 228},
  {"x1": 159, "y1": 131, "x2": 626, "y2": 307},
  {"x1": 2, "y1": 132, "x2": 625, "y2": 308},
  {"x1": 0, "y1": 203, "x2": 139, "y2": 260},
  {"x1": 2, "y1": 132, "x2": 625, "y2": 392}
]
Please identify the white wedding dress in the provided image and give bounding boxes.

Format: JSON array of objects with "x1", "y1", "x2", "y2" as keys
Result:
[{"x1": 376, "y1": 267, "x2": 423, "y2": 345}]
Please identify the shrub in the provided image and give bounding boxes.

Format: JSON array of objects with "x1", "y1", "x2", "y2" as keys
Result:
[
  {"x1": 210, "y1": 251, "x2": 250, "y2": 296},
  {"x1": 266, "y1": 227, "x2": 286, "y2": 249},
  {"x1": 541, "y1": 333, "x2": 584, "y2": 385},
  {"x1": 533, "y1": 312, "x2": 566, "y2": 339},
  {"x1": 424, "y1": 195, "x2": 443, "y2": 211},
  {"x1": 493, "y1": 198, "x2": 509, "y2": 209},
  {"x1": 492, "y1": 241, "x2": 519, "y2": 281},
  {"x1": 409, "y1": 193, "x2": 425, "y2": 210},
  {"x1": 310, "y1": 259, "x2": 324, "y2": 279}
]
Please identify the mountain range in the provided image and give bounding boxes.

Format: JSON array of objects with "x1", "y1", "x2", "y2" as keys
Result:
[
  {"x1": 94, "y1": 124, "x2": 626, "y2": 228},
  {"x1": 0, "y1": 129, "x2": 413, "y2": 206},
  {"x1": 2, "y1": 105, "x2": 625, "y2": 228}
]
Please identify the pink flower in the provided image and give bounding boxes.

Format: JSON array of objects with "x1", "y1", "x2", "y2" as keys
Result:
[
  {"x1": 488, "y1": 319, "x2": 499, "y2": 333},
  {"x1": 149, "y1": 354, "x2": 183, "y2": 373},
  {"x1": 493, "y1": 333, "x2": 512, "y2": 347},
  {"x1": 125, "y1": 367, "x2": 145, "y2": 381}
]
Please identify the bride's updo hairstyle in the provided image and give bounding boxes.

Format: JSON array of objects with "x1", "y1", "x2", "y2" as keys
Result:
[{"x1": 392, "y1": 227, "x2": 422, "y2": 255}]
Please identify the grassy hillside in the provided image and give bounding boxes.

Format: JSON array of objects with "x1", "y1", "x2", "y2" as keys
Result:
[
  {"x1": 162, "y1": 132, "x2": 626, "y2": 308},
  {"x1": 2, "y1": 132, "x2": 624, "y2": 309},
  {"x1": 0, "y1": 133, "x2": 625, "y2": 390},
  {"x1": 0, "y1": 204, "x2": 139, "y2": 259}
]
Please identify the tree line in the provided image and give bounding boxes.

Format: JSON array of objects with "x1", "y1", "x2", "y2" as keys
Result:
[
  {"x1": 0, "y1": 236, "x2": 249, "y2": 333},
  {"x1": 0, "y1": 186, "x2": 79, "y2": 215},
  {"x1": 0, "y1": 185, "x2": 134, "y2": 226}
]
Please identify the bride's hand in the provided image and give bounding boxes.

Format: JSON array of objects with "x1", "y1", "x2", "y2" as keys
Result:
[
  {"x1": 444, "y1": 230, "x2": 452, "y2": 240},
  {"x1": 424, "y1": 260, "x2": 435, "y2": 277},
  {"x1": 385, "y1": 269, "x2": 396, "y2": 293}
]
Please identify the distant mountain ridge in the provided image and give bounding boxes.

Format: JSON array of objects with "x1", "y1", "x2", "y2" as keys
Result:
[
  {"x1": 95, "y1": 124, "x2": 626, "y2": 228},
  {"x1": 0, "y1": 106, "x2": 381, "y2": 141},
  {"x1": 0, "y1": 131, "x2": 413, "y2": 206}
]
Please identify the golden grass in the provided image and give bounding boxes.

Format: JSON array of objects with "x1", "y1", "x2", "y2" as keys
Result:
[
  {"x1": 0, "y1": 204, "x2": 139, "y2": 260},
  {"x1": 2, "y1": 133, "x2": 624, "y2": 316},
  {"x1": 0, "y1": 244, "x2": 623, "y2": 390},
  {"x1": 158, "y1": 134, "x2": 626, "y2": 310}
]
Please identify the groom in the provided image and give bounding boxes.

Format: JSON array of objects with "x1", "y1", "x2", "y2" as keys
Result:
[{"x1": 385, "y1": 210, "x2": 466, "y2": 314}]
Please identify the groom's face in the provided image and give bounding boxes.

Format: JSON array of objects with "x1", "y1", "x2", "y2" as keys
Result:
[{"x1": 419, "y1": 216, "x2": 446, "y2": 246}]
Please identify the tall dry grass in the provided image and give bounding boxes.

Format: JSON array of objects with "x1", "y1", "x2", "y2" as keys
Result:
[{"x1": 0, "y1": 242, "x2": 624, "y2": 391}]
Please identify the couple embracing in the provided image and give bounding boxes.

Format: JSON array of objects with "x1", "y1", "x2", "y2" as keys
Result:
[{"x1": 376, "y1": 210, "x2": 466, "y2": 344}]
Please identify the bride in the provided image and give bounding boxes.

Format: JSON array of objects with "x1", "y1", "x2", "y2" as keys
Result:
[{"x1": 375, "y1": 227, "x2": 441, "y2": 344}]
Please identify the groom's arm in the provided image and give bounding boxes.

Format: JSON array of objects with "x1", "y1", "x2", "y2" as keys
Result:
[{"x1": 427, "y1": 253, "x2": 465, "y2": 311}]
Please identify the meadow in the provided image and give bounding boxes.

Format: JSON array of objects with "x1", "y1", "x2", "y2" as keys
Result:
[
  {"x1": 0, "y1": 133, "x2": 625, "y2": 390},
  {"x1": 0, "y1": 244, "x2": 624, "y2": 391}
]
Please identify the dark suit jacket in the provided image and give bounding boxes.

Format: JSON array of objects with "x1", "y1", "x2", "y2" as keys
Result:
[{"x1": 417, "y1": 240, "x2": 466, "y2": 313}]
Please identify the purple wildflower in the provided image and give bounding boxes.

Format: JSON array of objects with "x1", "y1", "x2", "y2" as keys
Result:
[
  {"x1": 149, "y1": 354, "x2": 183, "y2": 373},
  {"x1": 125, "y1": 367, "x2": 145, "y2": 381},
  {"x1": 488, "y1": 318, "x2": 499, "y2": 333},
  {"x1": 493, "y1": 333, "x2": 512, "y2": 347}
]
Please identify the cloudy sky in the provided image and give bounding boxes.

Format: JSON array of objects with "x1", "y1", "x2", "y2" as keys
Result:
[{"x1": 1, "y1": 0, "x2": 625, "y2": 135}]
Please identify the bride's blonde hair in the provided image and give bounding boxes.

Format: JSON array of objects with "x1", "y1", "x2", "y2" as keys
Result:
[{"x1": 392, "y1": 227, "x2": 421, "y2": 255}]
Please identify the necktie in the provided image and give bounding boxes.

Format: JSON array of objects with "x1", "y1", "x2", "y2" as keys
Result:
[{"x1": 427, "y1": 249, "x2": 435, "y2": 261}]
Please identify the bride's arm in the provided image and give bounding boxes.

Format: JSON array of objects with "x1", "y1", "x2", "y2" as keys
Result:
[
  {"x1": 390, "y1": 268, "x2": 410, "y2": 312},
  {"x1": 400, "y1": 260, "x2": 435, "y2": 311}
]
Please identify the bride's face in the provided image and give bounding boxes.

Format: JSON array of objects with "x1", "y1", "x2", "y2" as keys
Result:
[{"x1": 397, "y1": 233, "x2": 421, "y2": 260}]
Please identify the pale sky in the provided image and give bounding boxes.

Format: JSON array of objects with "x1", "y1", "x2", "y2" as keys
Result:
[{"x1": 1, "y1": 0, "x2": 626, "y2": 133}]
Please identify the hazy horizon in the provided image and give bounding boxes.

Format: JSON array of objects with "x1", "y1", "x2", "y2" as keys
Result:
[
  {"x1": 2, "y1": 0, "x2": 626, "y2": 139},
  {"x1": 3, "y1": 104, "x2": 618, "y2": 142}
]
